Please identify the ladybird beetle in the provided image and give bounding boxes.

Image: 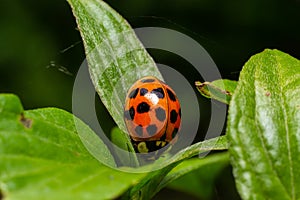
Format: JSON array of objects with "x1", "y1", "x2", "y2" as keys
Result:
[{"x1": 124, "y1": 76, "x2": 181, "y2": 154}]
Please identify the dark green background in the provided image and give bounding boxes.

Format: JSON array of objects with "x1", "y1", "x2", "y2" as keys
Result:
[{"x1": 1, "y1": 0, "x2": 299, "y2": 199}]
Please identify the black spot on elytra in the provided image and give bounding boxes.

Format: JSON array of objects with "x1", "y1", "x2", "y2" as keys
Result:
[
  {"x1": 124, "y1": 106, "x2": 135, "y2": 120},
  {"x1": 166, "y1": 88, "x2": 176, "y2": 101},
  {"x1": 137, "y1": 102, "x2": 150, "y2": 113},
  {"x1": 141, "y1": 78, "x2": 155, "y2": 83},
  {"x1": 124, "y1": 110, "x2": 130, "y2": 120},
  {"x1": 135, "y1": 125, "x2": 143, "y2": 137},
  {"x1": 172, "y1": 128, "x2": 179, "y2": 138},
  {"x1": 155, "y1": 107, "x2": 166, "y2": 122},
  {"x1": 179, "y1": 108, "x2": 181, "y2": 118},
  {"x1": 170, "y1": 110, "x2": 178, "y2": 123},
  {"x1": 151, "y1": 87, "x2": 164, "y2": 99},
  {"x1": 129, "y1": 107, "x2": 135, "y2": 119},
  {"x1": 146, "y1": 124, "x2": 157, "y2": 136},
  {"x1": 129, "y1": 88, "x2": 139, "y2": 99},
  {"x1": 140, "y1": 88, "x2": 148, "y2": 96}
]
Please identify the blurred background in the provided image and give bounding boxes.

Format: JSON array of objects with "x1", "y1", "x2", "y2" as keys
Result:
[{"x1": 1, "y1": 0, "x2": 299, "y2": 199}]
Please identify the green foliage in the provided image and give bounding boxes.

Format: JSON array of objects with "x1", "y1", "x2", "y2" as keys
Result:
[
  {"x1": 67, "y1": 0, "x2": 165, "y2": 160},
  {"x1": 110, "y1": 127, "x2": 139, "y2": 166},
  {"x1": 67, "y1": 0, "x2": 163, "y2": 134},
  {"x1": 162, "y1": 152, "x2": 230, "y2": 199},
  {"x1": 0, "y1": 94, "x2": 145, "y2": 199},
  {"x1": 195, "y1": 79, "x2": 237, "y2": 104},
  {"x1": 1, "y1": 0, "x2": 299, "y2": 199},
  {"x1": 227, "y1": 49, "x2": 300, "y2": 199},
  {"x1": 0, "y1": 94, "x2": 228, "y2": 199},
  {"x1": 123, "y1": 136, "x2": 228, "y2": 199},
  {"x1": 66, "y1": 0, "x2": 228, "y2": 169}
]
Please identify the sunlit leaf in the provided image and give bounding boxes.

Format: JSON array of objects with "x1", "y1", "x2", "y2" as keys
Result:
[
  {"x1": 67, "y1": 0, "x2": 163, "y2": 134},
  {"x1": 195, "y1": 79, "x2": 237, "y2": 104},
  {"x1": 122, "y1": 136, "x2": 229, "y2": 199},
  {"x1": 110, "y1": 127, "x2": 139, "y2": 167},
  {"x1": 0, "y1": 94, "x2": 145, "y2": 200},
  {"x1": 227, "y1": 49, "x2": 300, "y2": 199}
]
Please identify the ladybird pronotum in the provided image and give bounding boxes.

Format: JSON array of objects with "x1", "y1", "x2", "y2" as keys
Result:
[{"x1": 124, "y1": 76, "x2": 181, "y2": 154}]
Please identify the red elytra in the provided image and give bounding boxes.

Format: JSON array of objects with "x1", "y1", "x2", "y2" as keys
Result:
[{"x1": 124, "y1": 76, "x2": 181, "y2": 153}]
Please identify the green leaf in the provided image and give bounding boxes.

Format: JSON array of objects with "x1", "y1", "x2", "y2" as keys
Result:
[
  {"x1": 122, "y1": 136, "x2": 229, "y2": 199},
  {"x1": 67, "y1": 0, "x2": 163, "y2": 134},
  {"x1": 0, "y1": 94, "x2": 145, "y2": 199},
  {"x1": 120, "y1": 135, "x2": 228, "y2": 173},
  {"x1": 0, "y1": 94, "x2": 229, "y2": 199},
  {"x1": 122, "y1": 163, "x2": 178, "y2": 200},
  {"x1": 165, "y1": 135, "x2": 228, "y2": 165},
  {"x1": 162, "y1": 152, "x2": 229, "y2": 199},
  {"x1": 110, "y1": 127, "x2": 139, "y2": 167},
  {"x1": 227, "y1": 49, "x2": 300, "y2": 199},
  {"x1": 195, "y1": 79, "x2": 238, "y2": 104}
]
